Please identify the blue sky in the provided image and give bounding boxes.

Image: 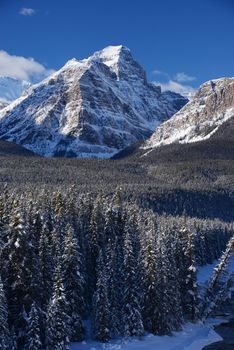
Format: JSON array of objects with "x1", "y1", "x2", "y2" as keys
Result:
[{"x1": 0, "y1": 0, "x2": 234, "y2": 95}]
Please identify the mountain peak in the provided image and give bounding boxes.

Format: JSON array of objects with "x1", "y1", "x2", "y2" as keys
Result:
[
  {"x1": 91, "y1": 45, "x2": 131, "y2": 62},
  {"x1": 0, "y1": 46, "x2": 187, "y2": 158},
  {"x1": 58, "y1": 46, "x2": 142, "y2": 82},
  {"x1": 87, "y1": 45, "x2": 145, "y2": 81}
]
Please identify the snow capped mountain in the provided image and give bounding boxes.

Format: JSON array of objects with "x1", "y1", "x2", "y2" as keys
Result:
[
  {"x1": 143, "y1": 77, "x2": 234, "y2": 151},
  {"x1": 0, "y1": 76, "x2": 30, "y2": 107},
  {"x1": 0, "y1": 46, "x2": 187, "y2": 158}
]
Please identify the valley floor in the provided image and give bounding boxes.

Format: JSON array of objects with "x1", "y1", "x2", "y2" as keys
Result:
[{"x1": 70, "y1": 322, "x2": 222, "y2": 350}]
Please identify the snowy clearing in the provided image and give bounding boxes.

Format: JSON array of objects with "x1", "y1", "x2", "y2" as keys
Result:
[
  {"x1": 197, "y1": 253, "x2": 234, "y2": 289},
  {"x1": 70, "y1": 323, "x2": 222, "y2": 350}
]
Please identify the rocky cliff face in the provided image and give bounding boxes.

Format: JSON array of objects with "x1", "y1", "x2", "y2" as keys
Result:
[
  {"x1": 0, "y1": 46, "x2": 187, "y2": 158},
  {"x1": 143, "y1": 78, "x2": 234, "y2": 151}
]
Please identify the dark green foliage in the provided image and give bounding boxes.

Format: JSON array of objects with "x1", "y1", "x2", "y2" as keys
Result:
[
  {"x1": 62, "y1": 225, "x2": 85, "y2": 341},
  {"x1": 0, "y1": 126, "x2": 233, "y2": 222},
  {"x1": 46, "y1": 262, "x2": 70, "y2": 350},
  {"x1": 0, "y1": 276, "x2": 10, "y2": 350},
  {"x1": 25, "y1": 302, "x2": 42, "y2": 350},
  {"x1": 0, "y1": 186, "x2": 232, "y2": 348},
  {"x1": 93, "y1": 251, "x2": 111, "y2": 342},
  {"x1": 122, "y1": 229, "x2": 144, "y2": 337},
  {"x1": 142, "y1": 217, "x2": 164, "y2": 334}
]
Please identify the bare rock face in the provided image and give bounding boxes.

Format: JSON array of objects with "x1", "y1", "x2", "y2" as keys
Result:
[
  {"x1": 0, "y1": 46, "x2": 187, "y2": 158},
  {"x1": 143, "y1": 77, "x2": 234, "y2": 151}
]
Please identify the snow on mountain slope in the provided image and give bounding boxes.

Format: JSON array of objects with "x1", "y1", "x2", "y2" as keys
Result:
[
  {"x1": 143, "y1": 77, "x2": 234, "y2": 151},
  {"x1": 0, "y1": 46, "x2": 187, "y2": 158},
  {"x1": 0, "y1": 76, "x2": 30, "y2": 106}
]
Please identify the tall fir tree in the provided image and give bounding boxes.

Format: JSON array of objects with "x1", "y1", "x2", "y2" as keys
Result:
[
  {"x1": 5, "y1": 209, "x2": 32, "y2": 346},
  {"x1": 25, "y1": 207, "x2": 44, "y2": 313},
  {"x1": 105, "y1": 237, "x2": 122, "y2": 336},
  {"x1": 202, "y1": 235, "x2": 234, "y2": 319},
  {"x1": 157, "y1": 228, "x2": 183, "y2": 334},
  {"x1": 142, "y1": 217, "x2": 162, "y2": 334},
  {"x1": 77, "y1": 193, "x2": 94, "y2": 307},
  {"x1": 25, "y1": 302, "x2": 42, "y2": 350},
  {"x1": 93, "y1": 251, "x2": 111, "y2": 342},
  {"x1": 183, "y1": 226, "x2": 200, "y2": 321},
  {"x1": 121, "y1": 229, "x2": 144, "y2": 337},
  {"x1": 46, "y1": 260, "x2": 70, "y2": 350},
  {"x1": 39, "y1": 221, "x2": 54, "y2": 307},
  {"x1": 0, "y1": 276, "x2": 10, "y2": 350},
  {"x1": 62, "y1": 225, "x2": 85, "y2": 341}
]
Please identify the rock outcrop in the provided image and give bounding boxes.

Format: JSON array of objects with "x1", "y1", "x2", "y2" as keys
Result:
[{"x1": 143, "y1": 78, "x2": 234, "y2": 151}]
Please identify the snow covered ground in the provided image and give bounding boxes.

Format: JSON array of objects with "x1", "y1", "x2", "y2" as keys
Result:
[
  {"x1": 197, "y1": 253, "x2": 234, "y2": 290},
  {"x1": 70, "y1": 323, "x2": 222, "y2": 350},
  {"x1": 70, "y1": 253, "x2": 234, "y2": 350}
]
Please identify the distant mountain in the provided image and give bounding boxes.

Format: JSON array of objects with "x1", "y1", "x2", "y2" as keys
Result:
[
  {"x1": 142, "y1": 77, "x2": 234, "y2": 152},
  {"x1": 0, "y1": 101, "x2": 8, "y2": 110},
  {"x1": 0, "y1": 46, "x2": 187, "y2": 158},
  {"x1": 0, "y1": 76, "x2": 30, "y2": 109}
]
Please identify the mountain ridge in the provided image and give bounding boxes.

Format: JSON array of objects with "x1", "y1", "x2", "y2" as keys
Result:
[{"x1": 142, "y1": 77, "x2": 234, "y2": 152}]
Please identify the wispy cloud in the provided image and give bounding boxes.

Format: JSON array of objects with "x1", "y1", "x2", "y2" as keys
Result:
[
  {"x1": 174, "y1": 72, "x2": 196, "y2": 82},
  {"x1": 0, "y1": 51, "x2": 54, "y2": 82},
  {"x1": 19, "y1": 8, "x2": 36, "y2": 16},
  {"x1": 154, "y1": 80, "x2": 196, "y2": 98},
  {"x1": 152, "y1": 70, "x2": 197, "y2": 98}
]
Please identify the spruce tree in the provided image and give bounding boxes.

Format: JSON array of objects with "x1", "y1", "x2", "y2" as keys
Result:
[
  {"x1": 25, "y1": 302, "x2": 42, "y2": 350},
  {"x1": 202, "y1": 235, "x2": 234, "y2": 319},
  {"x1": 93, "y1": 251, "x2": 110, "y2": 342},
  {"x1": 6, "y1": 209, "x2": 31, "y2": 343},
  {"x1": 157, "y1": 228, "x2": 183, "y2": 333},
  {"x1": 106, "y1": 237, "x2": 122, "y2": 336},
  {"x1": 62, "y1": 225, "x2": 85, "y2": 341},
  {"x1": 77, "y1": 193, "x2": 94, "y2": 308},
  {"x1": 25, "y1": 208, "x2": 44, "y2": 312},
  {"x1": 39, "y1": 222, "x2": 54, "y2": 307},
  {"x1": 142, "y1": 218, "x2": 162, "y2": 334},
  {"x1": 46, "y1": 261, "x2": 70, "y2": 350},
  {"x1": 183, "y1": 226, "x2": 200, "y2": 321},
  {"x1": 0, "y1": 276, "x2": 10, "y2": 350},
  {"x1": 122, "y1": 229, "x2": 144, "y2": 337}
]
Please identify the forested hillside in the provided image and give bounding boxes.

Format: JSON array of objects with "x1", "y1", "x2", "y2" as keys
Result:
[{"x1": 0, "y1": 187, "x2": 233, "y2": 349}]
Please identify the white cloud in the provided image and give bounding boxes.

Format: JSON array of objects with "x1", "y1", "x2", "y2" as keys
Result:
[
  {"x1": 19, "y1": 8, "x2": 36, "y2": 16},
  {"x1": 152, "y1": 69, "x2": 197, "y2": 98},
  {"x1": 174, "y1": 72, "x2": 196, "y2": 82},
  {"x1": 154, "y1": 79, "x2": 196, "y2": 99},
  {"x1": 0, "y1": 50, "x2": 54, "y2": 82}
]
